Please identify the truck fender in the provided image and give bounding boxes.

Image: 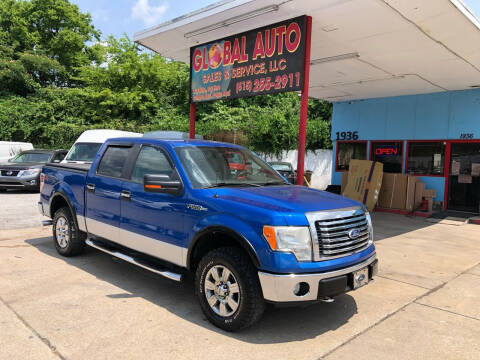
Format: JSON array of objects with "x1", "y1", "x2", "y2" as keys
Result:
[
  {"x1": 49, "y1": 190, "x2": 82, "y2": 232},
  {"x1": 187, "y1": 226, "x2": 260, "y2": 270}
]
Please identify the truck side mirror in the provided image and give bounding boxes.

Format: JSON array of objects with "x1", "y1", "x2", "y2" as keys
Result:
[{"x1": 144, "y1": 174, "x2": 183, "y2": 196}]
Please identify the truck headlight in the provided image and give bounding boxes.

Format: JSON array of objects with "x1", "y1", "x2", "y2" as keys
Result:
[
  {"x1": 19, "y1": 168, "x2": 41, "y2": 177},
  {"x1": 263, "y1": 226, "x2": 313, "y2": 261}
]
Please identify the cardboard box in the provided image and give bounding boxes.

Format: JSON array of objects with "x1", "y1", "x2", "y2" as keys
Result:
[
  {"x1": 378, "y1": 173, "x2": 408, "y2": 209},
  {"x1": 414, "y1": 182, "x2": 425, "y2": 209},
  {"x1": 341, "y1": 171, "x2": 349, "y2": 194},
  {"x1": 423, "y1": 189, "x2": 437, "y2": 198},
  {"x1": 405, "y1": 176, "x2": 419, "y2": 212},
  {"x1": 343, "y1": 160, "x2": 383, "y2": 211}
]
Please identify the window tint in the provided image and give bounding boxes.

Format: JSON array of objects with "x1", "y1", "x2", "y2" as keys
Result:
[
  {"x1": 407, "y1": 142, "x2": 445, "y2": 175},
  {"x1": 97, "y1": 146, "x2": 131, "y2": 178},
  {"x1": 371, "y1": 142, "x2": 403, "y2": 173},
  {"x1": 337, "y1": 142, "x2": 367, "y2": 171},
  {"x1": 131, "y1": 146, "x2": 174, "y2": 183}
]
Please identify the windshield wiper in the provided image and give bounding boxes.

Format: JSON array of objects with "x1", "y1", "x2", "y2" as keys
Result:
[
  {"x1": 202, "y1": 182, "x2": 261, "y2": 189},
  {"x1": 263, "y1": 181, "x2": 289, "y2": 186}
]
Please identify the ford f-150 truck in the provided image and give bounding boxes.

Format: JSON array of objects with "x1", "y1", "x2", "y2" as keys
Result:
[{"x1": 39, "y1": 137, "x2": 377, "y2": 331}]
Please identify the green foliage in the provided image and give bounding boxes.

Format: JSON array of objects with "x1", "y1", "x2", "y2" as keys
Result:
[{"x1": 0, "y1": 0, "x2": 332, "y2": 153}]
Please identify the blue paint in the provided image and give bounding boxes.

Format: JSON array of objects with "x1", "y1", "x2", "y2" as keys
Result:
[
  {"x1": 419, "y1": 177, "x2": 445, "y2": 202},
  {"x1": 331, "y1": 88, "x2": 480, "y2": 203},
  {"x1": 332, "y1": 88, "x2": 480, "y2": 141}
]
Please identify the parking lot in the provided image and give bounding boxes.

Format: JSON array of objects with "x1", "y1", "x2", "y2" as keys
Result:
[{"x1": 1, "y1": 191, "x2": 479, "y2": 360}]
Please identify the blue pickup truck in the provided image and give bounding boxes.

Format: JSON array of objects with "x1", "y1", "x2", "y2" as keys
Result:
[{"x1": 39, "y1": 136, "x2": 377, "y2": 331}]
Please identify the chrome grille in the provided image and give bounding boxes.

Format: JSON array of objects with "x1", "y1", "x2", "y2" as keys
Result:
[
  {"x1": 0, "y1": 170, "x2": 20, "y2": 176},
  {"x1": 314, "y1": 212, "x2": 370, "y2": 259}
]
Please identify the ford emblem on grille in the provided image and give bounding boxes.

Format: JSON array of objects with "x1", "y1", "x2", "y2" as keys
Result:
[{"x1": 348, "y1": 228, "x2": 361, "y2": 239}]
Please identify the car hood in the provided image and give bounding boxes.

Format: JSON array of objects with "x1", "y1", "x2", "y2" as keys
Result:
[
  {"x1": 213, "y1": 185, "x2": 361, "y2": 214},
  {"x1": 0, "y1": 162, "x2": 45, "y2": 170}
]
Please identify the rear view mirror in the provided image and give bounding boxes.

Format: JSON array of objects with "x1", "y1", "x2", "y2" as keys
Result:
[{"x1": 144, "y1": 174, "x2": 183, "y2": 196}]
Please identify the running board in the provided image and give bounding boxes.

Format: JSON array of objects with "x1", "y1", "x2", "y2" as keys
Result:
[{"x1": 85, "y1": 239, "x2": 183, "y2": 282}]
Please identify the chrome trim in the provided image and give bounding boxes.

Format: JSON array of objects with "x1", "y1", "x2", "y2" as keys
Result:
[
  {"x1": 258, "y1": 253, "x2": 377, "y2": 302},
  {"x1": 85, "y1": 218, "x2": 187, "y2": 267},
  {"x1": 86, "y1": 239, "x2": 182, "y2": 282},
  {"x1": 305, "y1": 207, "x2": 373, "y2": 261}
]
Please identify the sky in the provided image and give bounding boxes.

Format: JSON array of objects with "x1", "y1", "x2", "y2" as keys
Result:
[
  {"x1": 464, "y1": 0, "x2": 480, "y2": 19},
  {"x1": 71, "y1": 0, "x2": 219, "y2": 40},
  {"x1": 73, "y1": 0, "x2": 480, "y2": 41}
]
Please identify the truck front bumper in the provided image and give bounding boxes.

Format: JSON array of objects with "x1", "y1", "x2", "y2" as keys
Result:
[{"x1": 258, "y1": 254, "x2": 377, "y2": 303}]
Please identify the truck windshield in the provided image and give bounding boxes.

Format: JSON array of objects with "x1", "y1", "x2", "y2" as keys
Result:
[
  {"x1": 65, "y1": 143, "x2": 102, "y2": 162},
  {"x1": 175, "y1": 146, "x2": 286, "y2": 189}
]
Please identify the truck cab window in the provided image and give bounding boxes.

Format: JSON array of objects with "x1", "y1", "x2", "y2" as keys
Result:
[
  {"x1": 97, "y1": 146, "x2": 131, "y2": 178},
  {"x1": 131, "y1": 146, "x2": 174, "y2": 183}
]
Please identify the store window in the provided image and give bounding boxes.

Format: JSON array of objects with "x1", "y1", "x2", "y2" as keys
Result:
[
  {"x1": 336, "y1": 141, "x2": 367, "y2": 171},
  {"x1": 407, "y1": 142, "x2": 445, "y2": 176},
  {"x1": 371, "y1": 141, "x2": 403, "y2": 173}
]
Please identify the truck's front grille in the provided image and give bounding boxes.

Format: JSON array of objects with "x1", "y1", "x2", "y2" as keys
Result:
[{"x1": 315, "y1": 213, "x2": 370, "y2": 259}]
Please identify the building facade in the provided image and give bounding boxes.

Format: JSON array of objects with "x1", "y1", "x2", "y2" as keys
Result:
[{"x1": 331, "y1": 88, "x2": 480, "y2": 213}]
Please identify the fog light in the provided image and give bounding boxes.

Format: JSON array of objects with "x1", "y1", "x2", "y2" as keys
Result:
[
  {"x1": 29, "y1": 180, "x2": 36, "y2": 185},
  {"x1": 293, "y1": 282, "x2": 310, "y2": 296}
]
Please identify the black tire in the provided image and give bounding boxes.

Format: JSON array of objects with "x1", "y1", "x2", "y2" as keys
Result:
[
  {"x1": 52, "y1": 207, "x2": 86, "y2": 256},
  {"x1": 195, "y1": 247, "x2": 265, "y2": 332}
]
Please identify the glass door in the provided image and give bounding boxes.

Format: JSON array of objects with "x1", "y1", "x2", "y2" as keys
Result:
[{"x1": 447, "y1": 142, "x2": 480, "y2": 213}]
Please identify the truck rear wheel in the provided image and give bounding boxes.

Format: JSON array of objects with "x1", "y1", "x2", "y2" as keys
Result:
[
  {"x1": 195, "y1": 247, "x2": 265, "y2": 332},
  {"x1": 53, "y1": 207, "x2": 86, "y2": 257}
]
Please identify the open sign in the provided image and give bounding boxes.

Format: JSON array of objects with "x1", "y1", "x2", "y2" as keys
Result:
[{"x1": 375, "y1": 146, "x2": 398, "y2": 156}]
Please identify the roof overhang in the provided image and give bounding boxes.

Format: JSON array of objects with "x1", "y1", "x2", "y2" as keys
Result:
[{"x1": 134, "y1": 0, "x2": 480, "y2": 102}]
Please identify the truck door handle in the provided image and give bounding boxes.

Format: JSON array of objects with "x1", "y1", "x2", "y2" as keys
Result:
[
  {"x1": 121, "y1": 190, "x2": 131, "y2": 200},
  {"x1": 87, "y1": 184, "x2": 95, "y2": 193}
]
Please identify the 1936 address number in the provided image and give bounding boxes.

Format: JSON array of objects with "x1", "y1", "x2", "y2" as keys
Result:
[{"x1": 336, "y1": 131, "x2": 359, "y2": 141}]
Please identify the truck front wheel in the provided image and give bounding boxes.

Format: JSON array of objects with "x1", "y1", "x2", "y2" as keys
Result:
[
  {"x1": 53, "y1": 207, "x2": 86, "y2": 257},
  {"x1": 195, "y1": 247, "x2": 265, "y2": 331}
]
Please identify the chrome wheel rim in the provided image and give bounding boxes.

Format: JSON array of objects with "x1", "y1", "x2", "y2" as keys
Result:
[
  {"x1": 204, "y1": 265, "x2": 240, "y2": 317},
  {"x1": 55, "y1": 216, "x2": 69, "y2": 248}
]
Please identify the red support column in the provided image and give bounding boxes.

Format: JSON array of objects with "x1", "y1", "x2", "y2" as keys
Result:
[
  {"x1": 296, "y1": 16, "x2": 312, "y2": 185},
  {"x1": 189, "y1": 102, "x2": 196, "y2": 139}
]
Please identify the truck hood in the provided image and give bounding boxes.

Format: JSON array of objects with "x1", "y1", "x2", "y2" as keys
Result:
[{"x1": 213, "y1": 185, "x2": 361, "y2": 214}]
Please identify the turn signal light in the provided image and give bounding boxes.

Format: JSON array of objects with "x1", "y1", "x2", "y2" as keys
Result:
[
  {"x1": 145, "y1": 184, "x2": 162, "y2": 189},
  {"x1": 263, "y1": 226, "x2": 276, "y2": 250}
]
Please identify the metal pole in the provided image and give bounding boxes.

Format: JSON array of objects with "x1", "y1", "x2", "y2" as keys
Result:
[
  {"x1": 296, "y1": 16, "x2": 312, "y2": 185},
  {"x1": 189, "y1": 102, "x2": 196, "y2": 139}
]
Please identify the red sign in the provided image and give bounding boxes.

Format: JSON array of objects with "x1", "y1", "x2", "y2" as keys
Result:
[{"x1": 375, "y1": 147, "x2": 398, "y2": 156}]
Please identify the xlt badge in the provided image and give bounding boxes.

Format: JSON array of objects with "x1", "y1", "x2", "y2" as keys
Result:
[{"x1": 187, "y1": 204, "x2": 208, "y2": 211}]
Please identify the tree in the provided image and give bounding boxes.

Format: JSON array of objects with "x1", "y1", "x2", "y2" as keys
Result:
[{"x1": 0, "y1": 0, "x2": 333, "y2": 153}]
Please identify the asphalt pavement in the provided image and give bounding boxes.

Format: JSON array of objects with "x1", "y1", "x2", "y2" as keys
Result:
[{"x1": 0, "y1": 193, "x2": 479, "y2": 360}]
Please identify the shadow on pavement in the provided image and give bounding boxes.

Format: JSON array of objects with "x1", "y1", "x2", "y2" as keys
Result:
[
  {"x1": 26, "y1": 235, "x2": 357, "y2": 344},
  {"x1": 371, "y1": 212, "x2": 435, "y2": 242}
]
